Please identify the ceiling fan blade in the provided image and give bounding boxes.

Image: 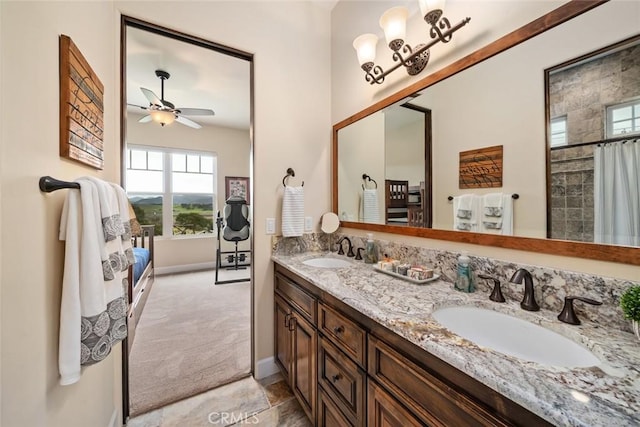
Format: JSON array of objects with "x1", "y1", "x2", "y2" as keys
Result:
[
  {"x1": 138, "y1": 115, "x2": 153, "y2": 123},
  {"x1": 127, "y1": 103, "x2": 149, "y2": 111},
  {"x1": 176, "y1": 115, "x2": 202, "y2": 129},
  {"x1": 141, "y1": 88, "x2": 164, "y2": 107},
  {"x1": 176, "y1": 108, "x2": 215, "y2": 116}
]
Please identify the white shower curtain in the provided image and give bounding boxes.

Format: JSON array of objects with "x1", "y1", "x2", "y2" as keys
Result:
[{"x1": 594, "y1": 139, "x2": 640, "y2": 246}]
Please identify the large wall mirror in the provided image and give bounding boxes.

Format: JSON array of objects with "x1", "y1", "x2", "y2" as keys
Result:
[
  {"x1": 120, "y1": 16, "x2": 254, "y2": 420},
  {"x1": 333, "y1": 1, "x2": 640, "y2": 265}
]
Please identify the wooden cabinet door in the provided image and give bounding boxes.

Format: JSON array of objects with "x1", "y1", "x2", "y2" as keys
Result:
[
  {"x1": 291, "y1": 312, "x2": 317, "y2": 423},
  {"x1": 274, "y1": 295, "x2": 292, "y2": 382},
  {"x1": 318, "y1": 387, "x2": 354, "y2": 427},
  {"x1": 368, "y1": 380, "x2": 423, "y2": 427}
]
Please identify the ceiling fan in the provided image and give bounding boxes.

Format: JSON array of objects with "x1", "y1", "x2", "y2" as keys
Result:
[{"x1": 130, "y1": 69, "x2": 215, "y2": 129}]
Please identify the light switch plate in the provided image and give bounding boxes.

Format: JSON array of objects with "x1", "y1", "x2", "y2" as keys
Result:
[
  {"x1": 304, "y1": 216, "x2": 313, "y2": 232},
  {"x1": 266, "y1": 218, "x2": 276, "y2": 235}
]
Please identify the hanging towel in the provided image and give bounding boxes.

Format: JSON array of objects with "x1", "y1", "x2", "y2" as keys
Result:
[
  {"x1": 453, "y1": 194, "x2": 479, "y2": 231},
  {"x1": 362, "y1": 189, "x2": 380, "y2": 224},
  {"x1": 59, "y1": 178, "x2": 131, "y2": 386},
  {"x1": 480, "y1": 193, "x2": 514, "y2": 235},
  {"x1": 282, "y1": 185, "x2": 304, "y2": 237}
]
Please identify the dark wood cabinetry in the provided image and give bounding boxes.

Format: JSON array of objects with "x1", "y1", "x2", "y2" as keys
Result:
[
  {"x1": 274, "y1": 263, "x2": 551, "y2": 427},
  {"x1": 274, "y1": 281, "x2": 317, "y2": 423}
]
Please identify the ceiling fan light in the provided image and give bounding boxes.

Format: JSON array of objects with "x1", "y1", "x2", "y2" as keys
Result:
[{"x1": 150, "y1": 110, "x2": 175, "y2": 126}]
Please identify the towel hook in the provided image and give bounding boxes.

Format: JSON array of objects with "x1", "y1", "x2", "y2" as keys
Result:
[
  {"x1": 361, "y1": 173, "x2": 378, "y2": 190},
  {"x1": 283, "y1": 167, "x2": 304, "y2": 187}
]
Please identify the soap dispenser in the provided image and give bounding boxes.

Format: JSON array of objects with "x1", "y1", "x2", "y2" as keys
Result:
[
  {"x1": 364, "y1": 233, "x2": 378, "y2": 264},
  {"x1": 454, "y1": 251, "x2": 474, "y2": 293}
]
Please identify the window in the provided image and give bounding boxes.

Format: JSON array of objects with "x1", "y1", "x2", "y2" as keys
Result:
[
  {"x1": 126, "y1": 146, "x2": 217, "y2": 236},
  {"x1": 606, "y1": 99, "x2": 640, "y2": 138},
  {"x1": 550, "y1": 116, "x2": 567, "y2": 147}
]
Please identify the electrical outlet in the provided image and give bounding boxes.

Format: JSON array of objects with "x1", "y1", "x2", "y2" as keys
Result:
[
  {"x1": 304, "y1": 216, "x2": 313, "y2": 232},
  {"x1": 266, "y1": 218, "x2": 276, "y2": 235}
]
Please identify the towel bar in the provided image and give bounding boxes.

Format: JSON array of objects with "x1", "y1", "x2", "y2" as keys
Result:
[
  {"x1": 448, "y1": 193, "x2": 519, "y2": 201},
  {"x1": 39, "y1": 176, "x2": 80, "y2": 193}
]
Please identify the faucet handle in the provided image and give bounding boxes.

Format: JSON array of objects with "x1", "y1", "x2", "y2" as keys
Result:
[
  {"x1": 355, "y1": 247, "x2": 364, "y2": 260},
  {"x1": 557, "y1": 296, "x2": 602, "y2": 325},
  {"x1": 479, "y1": 274, "x2": 505, "y2": 303}
]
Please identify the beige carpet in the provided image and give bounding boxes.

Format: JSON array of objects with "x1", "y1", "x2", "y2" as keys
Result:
[{"x1": 129, "y1": 269, "x2": 251, "y2": 416}]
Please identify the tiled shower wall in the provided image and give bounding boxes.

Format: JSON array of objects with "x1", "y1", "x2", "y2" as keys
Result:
[{"x1": 549, "y1": 144, "x2": 594, "y2": 242}]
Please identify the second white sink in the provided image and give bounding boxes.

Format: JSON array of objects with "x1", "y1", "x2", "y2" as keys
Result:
[
  {"x1": 432, "y1": 306, "x2": 600, "y2": 368},
  {"x1": 302, "y1": 257, "x2": 352, "y2": 268}
]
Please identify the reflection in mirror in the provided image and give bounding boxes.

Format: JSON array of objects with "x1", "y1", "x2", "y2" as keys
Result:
[
  {"x1": 547, "y1": 35, "x2": 640, "y2": 246},
  {"x1": 338, "y1": 101, "x2": 431, "y2": 227},
  {"x1": 332, "y1": 1, "x2": 640, "y2": 265}
]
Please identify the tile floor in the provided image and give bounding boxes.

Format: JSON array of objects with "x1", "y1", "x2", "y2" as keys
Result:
[{"x1": 127, "y1": 374, "x2": 311, "y2": 427}]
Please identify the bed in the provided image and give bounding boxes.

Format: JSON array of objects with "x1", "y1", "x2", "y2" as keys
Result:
[{"x1": 126, "y1": 225, "x2": 155, "y2": 350}]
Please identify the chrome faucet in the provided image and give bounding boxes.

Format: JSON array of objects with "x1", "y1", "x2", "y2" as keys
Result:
[
  {"x1": 336, "y1": 236, "x2": 355, "y2": 257},
  {"x1": 510, "y1": 268, "x2": 540, "y2": 311}
]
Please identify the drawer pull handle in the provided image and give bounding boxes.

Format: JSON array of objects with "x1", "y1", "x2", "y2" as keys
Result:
[
  {"x1": 333, "y1": 325, "x2": 344, "y2": 334},
  {"x1": 331, "y1": 373, "x2": 342, "y2": 383}
]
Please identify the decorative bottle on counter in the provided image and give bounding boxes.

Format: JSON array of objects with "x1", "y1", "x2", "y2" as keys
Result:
[
  {"x1": 455, "y1": 252, "x2": 474, "y2": 292},
  {"x1": 364, "y1": 233, "x2": 379, "y2": 264}
]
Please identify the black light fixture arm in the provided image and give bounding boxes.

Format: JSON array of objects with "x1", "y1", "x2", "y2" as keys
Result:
[{"x1": 363, "y1": 16, "x2": 470, "y2": 85}]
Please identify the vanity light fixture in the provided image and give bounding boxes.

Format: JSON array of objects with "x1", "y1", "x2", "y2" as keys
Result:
[
  {"x1": 149, "y1": 109, "x2": 176, "y2": 126},
  {"x1": 353, "y1": 0, "x2": 470, "y2": 85}
]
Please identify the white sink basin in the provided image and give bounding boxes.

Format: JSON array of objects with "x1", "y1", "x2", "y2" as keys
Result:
[
  {"x1": 432, "y1": 306, "x2": 600, "y2": 368},
  {"x1": 302, "y1": 257, "x2": 352, "y2": 268}
]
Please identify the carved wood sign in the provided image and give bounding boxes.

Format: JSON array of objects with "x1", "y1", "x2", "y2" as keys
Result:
[
  {"x1": 459, "y1": 145, "x2": 503, "y2": 189},
  {"x1": 59, "y1": 35, "x2": 104, "y2": 169}
]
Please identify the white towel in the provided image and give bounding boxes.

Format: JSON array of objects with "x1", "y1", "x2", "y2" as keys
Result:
[
  {"x1": 480, "y1": 193, "x2": 514, "y2": 235},
  {"x1": 362, "y1": 189, "x2": 380, "y2": 224},
  {"x1": 282, "y1": 186, "x2": 304, "y2": 237},
  {"x1": 59, "y1": 178, "x2": 130, "y2": 385},
  {"x1": 453, "y1": 194, "x2": 479, "y2": 231}
]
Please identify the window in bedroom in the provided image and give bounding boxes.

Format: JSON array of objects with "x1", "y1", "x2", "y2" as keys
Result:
[
  {"x1": 126, "y1": 146, "x2": 217, "y2": 237},
  {"x1": 606, "y1": 99, "x2": 640, "y2": 138}
]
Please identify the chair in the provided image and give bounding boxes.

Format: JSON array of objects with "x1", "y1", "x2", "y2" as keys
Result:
[
  {"x1": 385, "y1": 179, "x2": 409, "y2": 224},
  {"x1": 215, "y1": 196, "x2": 251, "y2": 285}
]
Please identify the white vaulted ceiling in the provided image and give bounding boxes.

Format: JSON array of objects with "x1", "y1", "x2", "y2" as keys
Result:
[{"x1": 126, "y1": 26, "x2": 251, "y2": 130}]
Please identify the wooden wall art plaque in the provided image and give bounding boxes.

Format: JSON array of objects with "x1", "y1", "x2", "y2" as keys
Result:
[
  {"x1": 459, "y1": 145, "x2": 503, "y2": 189},
  {"x1": 59, "y1": 35, "x2": 104, "y2": 169}
]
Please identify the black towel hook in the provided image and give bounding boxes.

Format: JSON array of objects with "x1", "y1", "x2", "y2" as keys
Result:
[
  {"x1": 361, "y1": 173, "x2": 378, "y2": 190},
  {"x1": 283, "y1": 168, "x2": 304, "y2": 187}
]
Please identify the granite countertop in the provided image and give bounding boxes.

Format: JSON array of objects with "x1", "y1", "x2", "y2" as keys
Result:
[{"x1": 272, "y1": 251, "x2": 640, "y2": 427}]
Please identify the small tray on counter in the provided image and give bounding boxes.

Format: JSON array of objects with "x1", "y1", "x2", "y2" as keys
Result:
[{"x1": 373, "y1": 266, "x2": 440, "y2": 285}]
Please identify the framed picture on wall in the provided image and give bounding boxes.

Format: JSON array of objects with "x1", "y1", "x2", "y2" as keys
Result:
[{"x1": 225, "y1": 176, "x2": 250, "y2": 204}]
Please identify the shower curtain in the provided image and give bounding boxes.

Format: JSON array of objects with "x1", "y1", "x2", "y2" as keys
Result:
[{"x1": 594, "y1": 139, "x2": 640, "y2": 246}]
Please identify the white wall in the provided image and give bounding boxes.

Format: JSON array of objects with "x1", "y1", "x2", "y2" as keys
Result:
[
  {"x1": 385, "y1": 113, "x2": 424, "y2": 185},
  {"x1": 1, "y1": 2, "x2": 121, "y2": 427},
  {"x1": 127, "y1": 116, "x2": 251, "y2": 268},
  {"x1": 337, "y1": 112, "x2": 385, "y2": 222},
  {"x1": 1, "y1": 1, "x2": 331, "y2": 426}
]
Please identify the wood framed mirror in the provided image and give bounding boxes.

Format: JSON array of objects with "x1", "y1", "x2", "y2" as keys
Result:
[{"x1": 332, "y1": 0, "x2": 640, "y2": 266}]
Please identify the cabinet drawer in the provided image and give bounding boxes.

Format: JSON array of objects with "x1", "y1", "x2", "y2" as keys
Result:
[
  {"x1": 275, "y1": 272, "x2": 317, "y2": 325},
  {"x1": 318, "y1": 387, "x2": 354, "y2": 427},
  {"x1": 318, "y1": 337, "x2": 365, "y2": 426},
  {"x1": 319, "y1": 302, "x2": 366, "y2": 367},
  {"x1": 368, "y1": 336, "x2": 509, "y2": 427}
]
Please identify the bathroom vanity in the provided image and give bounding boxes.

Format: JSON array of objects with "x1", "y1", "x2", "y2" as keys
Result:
[{"x1": 272, "y1": 251, "x2": 640, "y2": 426}]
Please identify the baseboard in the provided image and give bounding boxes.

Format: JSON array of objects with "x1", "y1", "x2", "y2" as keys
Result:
[
  {"x1": 108, "y1": 408, "x2": 119, "y2": 427},
  {"x1": 254, "y1": 357, "x2": 280, "y2": 380},
  {"x1": 155, "y1": 262, "x2": 216, "y2": 276}
]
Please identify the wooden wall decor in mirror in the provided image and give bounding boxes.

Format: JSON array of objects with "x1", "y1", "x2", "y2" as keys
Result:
[{"x1": 332, "y1": 0, "x2": 640, "y2": 265}]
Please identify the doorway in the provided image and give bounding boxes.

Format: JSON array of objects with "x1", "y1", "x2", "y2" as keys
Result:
[{"x1": 120, "y1": 16, "x2": 254, "y2": 421}]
